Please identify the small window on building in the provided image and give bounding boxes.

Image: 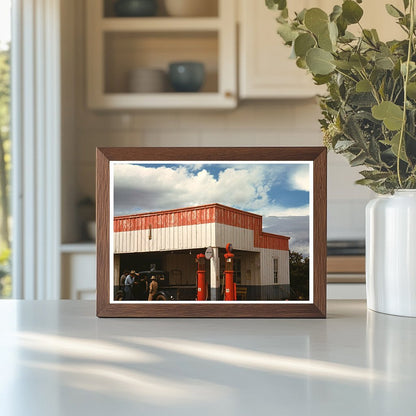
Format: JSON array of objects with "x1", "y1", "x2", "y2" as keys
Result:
[{"x1": 273, "y1": 258, "x2": 279, "y2": 284}]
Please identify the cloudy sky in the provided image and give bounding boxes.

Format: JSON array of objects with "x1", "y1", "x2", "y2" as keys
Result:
[{"x1": 113, "y1": 162, "x2": 311, "y2": 255}]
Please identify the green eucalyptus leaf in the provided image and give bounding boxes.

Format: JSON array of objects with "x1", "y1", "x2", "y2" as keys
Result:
[
  {"x1": 355, "y1": 178, "x2": 376, "y2": 186},
  {"x1": 329, "y1": 81, "x2": 341, "y2": 101},
  {"x1": 388, "y1": 132, "x2": 409, "y2": 162},
  {"x1": 350, "y1": 152, "x2": 367, "y2": 167},
  {"x1": 371, "y1": 29, "x2": 380, "y2": 42},
  {"x1": 385, "y1": 4, "x2": 404, "y2": 18},
  {"x1": 294, "y1": 33, "x2": 316, "y2": 58},
  {"x1": 399, "y1": 14, "x2": 411, "y2": 29},
  {"x1": 336, "y1": 15, "x2": 348, "y2": 36},
  {"x1": 277, "y1": 23, "x2": 298, "y2": 43},
  {"x1": 296, "y1": 8, "x2": 307, "y2": 23},
  {"x1": 370, "y1": 68, "x2": 386, "y2": 84},
  {"x1": 375, "y1": 55, "x2": 395, "y2": 70},
  {"x1": 330, "y1": 5, "x2": 342, "y2": 22},
  {"x1": 378, "y1": 78, "x2": 386, "y2": 100},
  {"x1": 401, "y1": 61, "x2": 416, "y2": 76},
  {"x1": 356, "y1": 79, "x2": 372, "y2": 92},
  {"x1": 363, "y1": 29, "x2": 376, "y2": 45},
  {"x1": 372, "y1": 101, "x2": 404, "y2": 131},
  {"x1": 339, "y1": 31, "x2": 356, "y2": 43},
  {"x1": 318, "y1": 27, "x2": 334, "y2": 52},
  {"x1": 380, "y1": 44, "x2": 393, "y2": 56},
  {"x1": 407, "y1": 82, "x2": 416, "y2": 99},
  {"x1": 278, "y1": 0, "x2": 287, "y2": 10},
  {"x1": 276, "y1": 14, "x2": 288, "y2": 24},
  {"x1": 360, "y1": 170, "x2": 391, "y2": 181},
  {"x1": 266, "y1": 0, "x2": 287, "y2": 11},
  {"x1": 265, "y1": 0, "x2": 276, "y2": 9},
  {"x1": 334, "y1": 139, "x2": 355, "y2": 151},
  {"x1": 306, "y1": 48, "x2": 336, "y2": 75},
  {"x1": 343, "y1": 114, "x2": 369, "y2": 147},
  {"x1": 350, "y1": 54, "x2": 368, "y2": 70},
  {"x1": 393, "y1": 60, "x2": 402, "y2": 79},
  {"x1": 304, "y1": 8, "x2": 329, "y2": 35},
  {"x1": 328, "y1": 21, "x2": 338, "y2": 44},
  {"x1": 348, "y1": 92, "x2": 377, "y2": 107},
  {"x1": 342, "y1": 0, "x2": 364, "y2": 24},
  {"x1": 403, "y1": 0, "x2": 409, "y2": 10},
  {"x1": 296, "y1": 57, "x2": 308, "y2": 69},
  {"x1": 333, "y1": 60, "x2": 353, "y2": 70},
  {"x1": 408, "y1": 109, "x2": 416, "y2": 137},
  {"x1": 313, "y1": 74, "x2": 332, "y2": 85},
  {"x1": 369, "y1": 136, "x2": 382, "y2": 163}
]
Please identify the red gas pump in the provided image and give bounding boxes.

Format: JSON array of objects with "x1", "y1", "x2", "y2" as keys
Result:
[
  {"x1": 196, "y1": 253, "x2": 207, "y2": 301},
  {"x1": 224, "y1": 243, "x2": 235, "y2": 301}
]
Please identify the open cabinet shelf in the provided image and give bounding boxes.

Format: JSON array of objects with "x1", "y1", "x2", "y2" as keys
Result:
[
  {"x1": 101, "y1": 17, "x2": 222, "y2": 31},
  {"x1": 86, "y1": 0, "x2": 237, "y2": 109}
]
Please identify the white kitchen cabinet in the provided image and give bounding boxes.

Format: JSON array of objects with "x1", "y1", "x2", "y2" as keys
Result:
[
  {"x1": 238, "y1": 0, "x2": 325, "y2": 99},
  {"x1": 238, "y1": 0, "x2": 404, "y2": 99},
  {"x1": 61, "y1": 245, "x2": 96, "y2": 300},
  {"x1": 86, "y1": 0, "x2": 237, "y2": 109}
]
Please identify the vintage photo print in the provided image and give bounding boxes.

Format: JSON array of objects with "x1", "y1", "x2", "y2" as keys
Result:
[{"x1": 110, "y1": 161, "x2": 313, "y2": 303}]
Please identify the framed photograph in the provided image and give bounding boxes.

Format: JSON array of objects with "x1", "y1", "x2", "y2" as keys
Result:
[{"x1": 96, "y1": 147, "x2": 327, "y2": 318}]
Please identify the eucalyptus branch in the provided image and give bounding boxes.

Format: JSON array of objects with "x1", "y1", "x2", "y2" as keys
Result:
[
  {"x1": 390, "y1": 79, "x2": 398, "y2": 101},
  {"x1": 334, "y1": 68, "x2": 358, "y2": 84},
  {"x1": 358, "y1": 69, "x2": 381, "y2": 104},
  {"x1": 393, "y1": 85, "x2": 404, "y2": 103},
  {"x1": 398, "y1": 24, "x2": 410, "y2": 35},
  {"x1": 267, "y1": 0, "x2": 416, "y2": 193},
  {"x1": 397, "y1": 0, "x2": 415, "y2": 188}
]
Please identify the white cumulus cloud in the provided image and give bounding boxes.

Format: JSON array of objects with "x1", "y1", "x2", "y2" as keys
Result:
[
  {"x1": 289, "y1": 165, "x2": 310, "y2": 192},
  {"x1": 113, "y1": 163, "x2": 272, "y2": 216}
]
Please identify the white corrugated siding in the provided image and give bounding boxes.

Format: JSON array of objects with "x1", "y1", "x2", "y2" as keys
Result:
[
  {"x1": 215, "y1": 224, "x2": 255, "y2": 251},
  {"x1": 114, "y1": 223, "x2": 217, "y2": 253},
  {"x1": 114, "y1": 223, "x2": 257, "y2": 253},
  {"x1": 260, "y1": 248, "x2": 290, "y2": 286}
]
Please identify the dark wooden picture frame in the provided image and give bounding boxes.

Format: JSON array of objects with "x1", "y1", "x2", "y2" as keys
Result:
[{"x1": 96, "y1": 147, "x2": 327, "y2": 318}]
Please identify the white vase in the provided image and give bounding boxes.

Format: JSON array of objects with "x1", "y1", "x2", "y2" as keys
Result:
[{"x1": 366, "y1": 190, "x2": 416, "y2": 317}]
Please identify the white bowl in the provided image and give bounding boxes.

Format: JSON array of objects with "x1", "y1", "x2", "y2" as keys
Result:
[
  {"x1": 128, "y1": 68, "x2": 167, "y2": 93},
  {"x1": 164, "y1": 0, "x2": 217, "y2": 17}
]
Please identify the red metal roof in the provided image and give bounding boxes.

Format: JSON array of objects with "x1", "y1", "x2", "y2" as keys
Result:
[{"x1": 114, "y1": 203, "x2": 289, "y2": 251}]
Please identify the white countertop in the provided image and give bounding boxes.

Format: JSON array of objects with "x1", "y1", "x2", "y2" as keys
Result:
[{"x1": 0, "y1": 300, "x2": 415, "y2": 416}]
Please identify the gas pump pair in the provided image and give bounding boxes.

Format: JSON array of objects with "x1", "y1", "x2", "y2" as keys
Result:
[{"x1": 196, "y1": 243, "x2": 236, "y2": 301}]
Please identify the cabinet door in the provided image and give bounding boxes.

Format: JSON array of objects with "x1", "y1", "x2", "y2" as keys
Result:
[
  {"x1": 239, "y1": 0, "x2": 326, "y2": 99},
  {"x1": 62, "y1": 253, "x2": 96, "y2": 300}
]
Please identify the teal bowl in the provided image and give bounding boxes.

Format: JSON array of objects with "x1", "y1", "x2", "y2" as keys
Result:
[
  {"x1": 114, "y1": 0, "x2": 157, "y2": 17},
  {"x1": 168, "y1": 62, "x2": 205, "y2": 92}
]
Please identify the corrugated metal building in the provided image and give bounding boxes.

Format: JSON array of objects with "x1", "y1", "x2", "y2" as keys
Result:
[{"x1": 113, "y1": 204, "x2": 290, "y2": 300}]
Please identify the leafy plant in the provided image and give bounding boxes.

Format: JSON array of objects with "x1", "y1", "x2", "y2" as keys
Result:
[
  {"x1": 266, "y1": 0, "x2": 416, "y2": 193},
  {"x1": 289, "y1": 251, "x2": 309, "y2": 300}
]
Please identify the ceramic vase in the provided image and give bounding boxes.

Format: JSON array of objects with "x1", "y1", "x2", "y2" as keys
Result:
[{"x1": 366, "y1": 190, "x2": 416, "y2": 317}]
